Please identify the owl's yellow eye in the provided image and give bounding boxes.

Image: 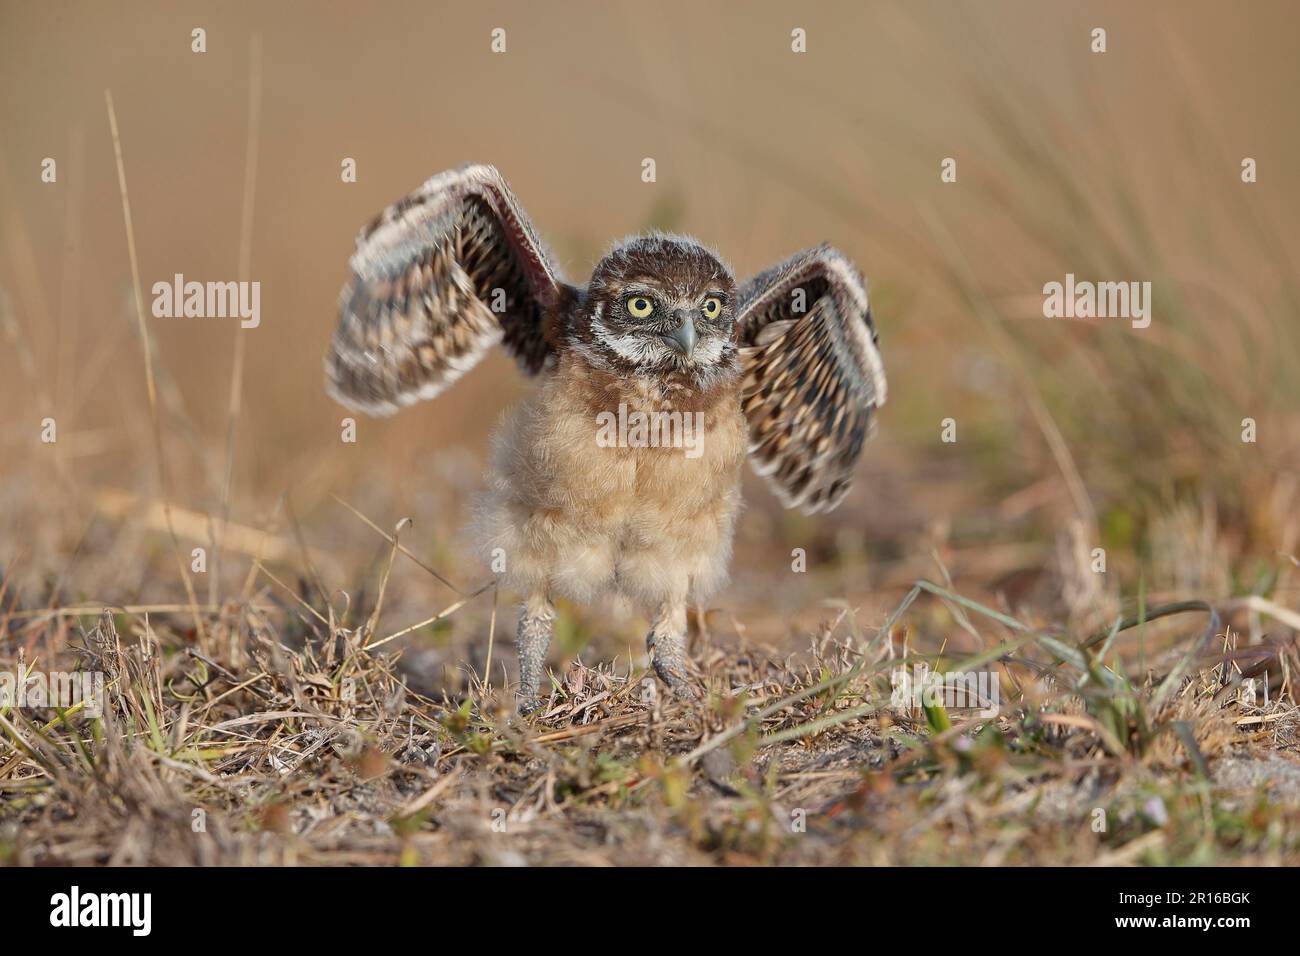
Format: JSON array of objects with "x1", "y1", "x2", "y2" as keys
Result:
[
  {"x1": 702, "y1": 297, "x2": 722, "y2": 318},
  {"x1": 626, "y1": 295, "x2": 654, "y2": 318}
]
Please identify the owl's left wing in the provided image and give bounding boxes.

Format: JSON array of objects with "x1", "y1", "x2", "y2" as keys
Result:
[
  {"x1": 326, "y1": 164, "x2": 573, "y2": 416},
  {"x1": 736, "y1": 245, "x2": 887, "y2": 514}
]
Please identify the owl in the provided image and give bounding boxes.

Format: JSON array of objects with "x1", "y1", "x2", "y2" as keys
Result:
[{"x1": 326, "y1": 164, "x2": 886, "y2": 709}]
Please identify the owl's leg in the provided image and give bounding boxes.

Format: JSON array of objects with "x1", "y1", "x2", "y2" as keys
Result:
[
  {"x1": 516, "y1": 591, "x2": 555, "y2": 712},
  {"x1": 646, "y1": 598, "x2": 698, "y2": 701}
]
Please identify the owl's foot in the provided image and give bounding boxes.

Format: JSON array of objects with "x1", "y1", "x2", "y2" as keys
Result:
[
  {"x1": 646, "y1": 600, "x2": 699, "y2": 702},
  {"x1": 652, "y1": 659, "x2": 700, "y2": 702}
]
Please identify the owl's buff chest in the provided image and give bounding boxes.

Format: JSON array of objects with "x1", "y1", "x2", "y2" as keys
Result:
[
  {"x1": 477, "y1": 355, "x2": 747, "y2": 604},
  {"x1": 514, "y1": 358, "x2": 744, "y2": 509}
]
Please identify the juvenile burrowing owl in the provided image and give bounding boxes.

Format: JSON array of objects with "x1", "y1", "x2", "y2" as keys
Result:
[{"x1": 326, "y1": 164, "x2": 886, "y2": 708}]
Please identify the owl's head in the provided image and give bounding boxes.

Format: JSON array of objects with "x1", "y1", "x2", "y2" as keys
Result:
[{"x1": 573, "y1": 234, "x2": 739, "y2": 387}]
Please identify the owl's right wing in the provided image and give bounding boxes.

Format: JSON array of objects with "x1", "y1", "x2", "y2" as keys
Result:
[{"x1": 325, "y1": 164, "x2": 573, "y2": 416}]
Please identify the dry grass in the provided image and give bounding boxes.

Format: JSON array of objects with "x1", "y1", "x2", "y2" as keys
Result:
[{"x1": 3, "y1": 560, "x2": 1299, "y2": 866}]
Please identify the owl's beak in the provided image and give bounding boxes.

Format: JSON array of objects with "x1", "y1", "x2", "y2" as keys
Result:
[{"x1": 661, "y1": 316, "x2": 697, "y2": 358}]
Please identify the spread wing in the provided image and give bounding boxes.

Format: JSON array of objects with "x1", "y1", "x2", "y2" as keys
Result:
[
  {"x1": 736, "y1": 245, "x2": 887, "y2": 514},
  {"x1": 325, "y1": 163, "x2": 573, "y2": 416}
]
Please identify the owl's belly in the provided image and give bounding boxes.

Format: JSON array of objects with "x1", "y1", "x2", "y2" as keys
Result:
[{"x1": 476, "y1": 376, "x2": 748, "y2": 608}]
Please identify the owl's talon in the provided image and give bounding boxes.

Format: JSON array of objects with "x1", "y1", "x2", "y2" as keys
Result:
[
  {"x1": 517, "y1": 695, "x2": 547, "y2": 717},
  {"x1": 666, "y1": 678, "x2": 700, "y2": 702},
  {"x1": 652, "y1": 661, "x2": 699, "y2": 702}
]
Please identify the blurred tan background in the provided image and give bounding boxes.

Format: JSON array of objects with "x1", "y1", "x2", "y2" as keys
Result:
[{"x1": 2, "y1": 1, "x2": 1298, "y2": 688}]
